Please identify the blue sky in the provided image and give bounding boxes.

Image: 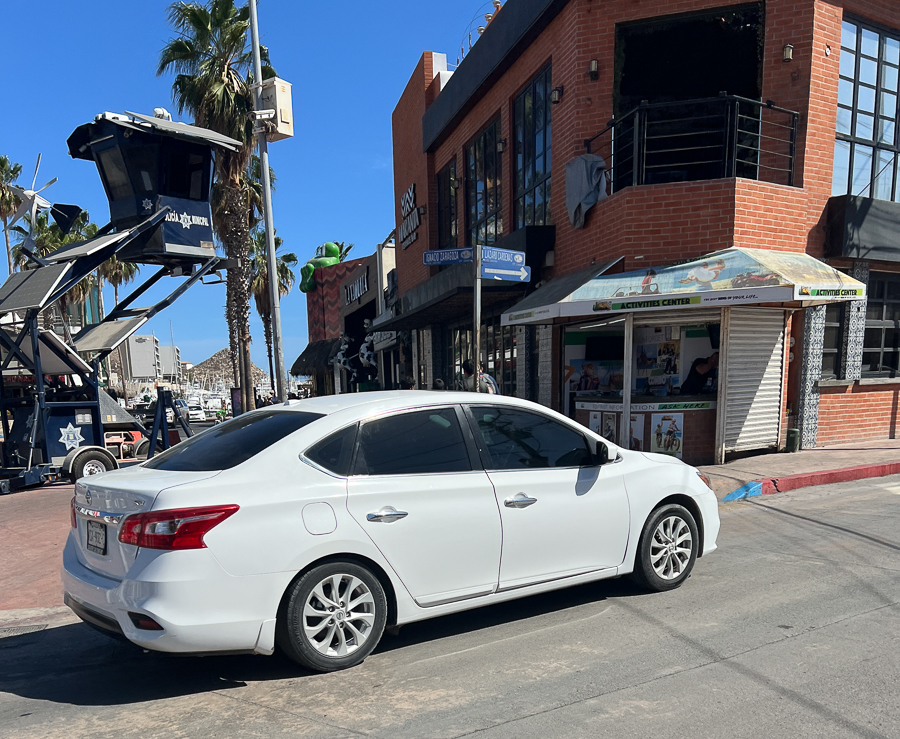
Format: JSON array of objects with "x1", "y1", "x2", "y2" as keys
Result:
[{"x1": 1, "y1": 0, "x2": 496, "y2": 372}]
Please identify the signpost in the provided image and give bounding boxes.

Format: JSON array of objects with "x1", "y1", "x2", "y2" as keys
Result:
[{"x1": 470, "y1": 245, "x2": 531, "y2": 392}]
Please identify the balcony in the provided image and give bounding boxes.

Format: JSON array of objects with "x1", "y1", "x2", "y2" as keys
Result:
[{"x1": 585, "y1": 95, "x2": 800, "y2": 192}]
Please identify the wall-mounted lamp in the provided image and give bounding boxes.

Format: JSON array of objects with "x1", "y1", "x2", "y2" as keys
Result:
[
  {"x1": 783, "y1": 43, "x2": 794, "y2": 62},
  {"x1": 497, "y1": 138, "x2": 507, "y2": 153},
  {"x1": 588, "y1": 59, "x2": 599, "y2": 80},
  {"x1": 449, "y1": 176, "x2": 460, "y2": 190},
  {"x1": 477, "y1": 25, "x2": 486, "y2": 35},
  {"x1": 417, "y1": 205, "x2": 427, "y2": 217},
  {"x1": 549, "y1": 85, "x2": 564, "y2": 104}
]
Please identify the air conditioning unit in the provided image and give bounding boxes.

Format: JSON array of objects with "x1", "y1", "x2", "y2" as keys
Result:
[{"x1": 259, "y1": 78, "x2": 293, "y2": 142}]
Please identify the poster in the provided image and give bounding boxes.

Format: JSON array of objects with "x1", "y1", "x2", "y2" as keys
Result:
[
  {"x1": 601, "y1": 412, "x2": 618, "y2": 444},
  {"x1": 651, "y1": 413, "x2": 684, "y2": 459},
  {"x1": 626, "y1": 414, "x2": 644, "y2": 452},
  {"x1": 566, "y1": 359, "x2": 623, "y2": 394}
]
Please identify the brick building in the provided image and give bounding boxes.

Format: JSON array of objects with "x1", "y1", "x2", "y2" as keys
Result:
[{"x1": 376, "y1": 0, "x2": 900, "y2": 464}]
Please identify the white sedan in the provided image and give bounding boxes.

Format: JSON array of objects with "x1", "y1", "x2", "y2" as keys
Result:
[
  {"x1": 63, "y1": 391, "x2": 719, "y2": 672},
  {"x1": 187, "y1": 405, "x2": 206, "y2": 423}
]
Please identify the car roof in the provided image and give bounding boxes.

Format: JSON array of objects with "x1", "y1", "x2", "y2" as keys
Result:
[{"x1": 277, "y1": 391, "x2": 599, "y2": 430}]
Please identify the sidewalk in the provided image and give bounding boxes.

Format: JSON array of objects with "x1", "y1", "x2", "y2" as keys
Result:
[{"x1": 698, "y1": 438, "x2": 900, "y2": 502}]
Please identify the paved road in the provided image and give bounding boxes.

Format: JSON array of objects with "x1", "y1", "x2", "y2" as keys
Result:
[{"x1": 1, "y1": 476, "x2": 898, "y2": 739}]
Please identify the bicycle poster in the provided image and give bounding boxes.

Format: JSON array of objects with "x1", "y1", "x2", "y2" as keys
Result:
[{"x1": 651, "y1": 413, "x2": 683, "y2": 459}]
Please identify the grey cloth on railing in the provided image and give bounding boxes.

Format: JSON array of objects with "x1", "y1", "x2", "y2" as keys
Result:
[{"x1": 565, "y1": 154, "x2": 608, "y2": 228}]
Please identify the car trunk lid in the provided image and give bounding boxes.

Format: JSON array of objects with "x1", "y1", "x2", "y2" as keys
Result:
[{"x1": 72, "y1": 466, "x2": 221, "y2": 580}]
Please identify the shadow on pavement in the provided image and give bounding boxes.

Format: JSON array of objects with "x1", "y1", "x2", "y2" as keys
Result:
[{"x1": 0, "y1": 576, "x2": 645, "y2": 707}]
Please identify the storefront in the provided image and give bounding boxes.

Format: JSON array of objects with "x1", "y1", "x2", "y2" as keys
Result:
[{"x1": 504, "y1": 247, "x2": 866, "y2": 465}]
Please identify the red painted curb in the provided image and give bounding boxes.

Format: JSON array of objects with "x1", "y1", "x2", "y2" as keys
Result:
[{"x1": 759, "y1": 461, "x2": 900, "y2": 496}]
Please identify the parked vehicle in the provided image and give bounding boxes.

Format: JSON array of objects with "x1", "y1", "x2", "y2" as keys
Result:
[
  {"x1": 63, "y1": 392, "x2": 720, "y2": 672},
  {"x1": 187, "y1": 405, "x2": 205, "y2": 423}
]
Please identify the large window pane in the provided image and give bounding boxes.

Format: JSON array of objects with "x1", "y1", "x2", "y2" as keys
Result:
[
  {"x1": 874, "y1": 149, "x2": 895, "y2": 199},
  {"x1": 840, "y1": 51, "x2": 856, "y2": 79},
  {"x1": 860, "y1": 57, "x2": 878, "y2": 86},
  {"x1": 881, "y1": 91, "x2": 898, "y2": 117},
  {"x1": 470, "y1": 406, "x2": 592, "y2": 470},
  {"x1": 838, "y1": 78, "x2": 854, "y2": 107},
  {"x1": 862, "y1": 28, "x2": 879, "y2": 58},
  {"x1": 355, "y1": 409, "x2": 470, "y2": 475},
  {"x1": 514, "y1": 63, "x2": 552, "y2": 229},
  {"x1": 833, "y1": 139, "x2": 851, "y2": 196},
  {"x1": 852, "y1": 144, "x2": 874, "y2": 196},
  {"x1": 842, "y1": 21, "x2": 857, "y2": 51},
  {"x1": 878, "y1": 118, "x2": 895, "y2": 144},
  {"x1": 886, "y1": 37, "x2": 900, "y2": 65},
  {"x1": 858, "y1": 85, "x2": 876, "y2": 113}
]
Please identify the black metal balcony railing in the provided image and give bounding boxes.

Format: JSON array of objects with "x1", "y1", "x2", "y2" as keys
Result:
[{"x1": 584, "y1": 94, "x2": 800, "y2": 192}]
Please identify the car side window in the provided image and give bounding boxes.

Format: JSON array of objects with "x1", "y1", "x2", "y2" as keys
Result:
[
  {"x1": 354, "y1": 408, "x2": 471, "y2": 475},
  {"x1": 305, "y1": 424, "x2": 357, "y2": 476},
  {"x1": 470, "y1": 406, "x2": 593, "y2": 470}
]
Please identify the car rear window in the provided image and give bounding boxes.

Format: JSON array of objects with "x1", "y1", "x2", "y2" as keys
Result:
[{"x1": 144, "y1": 410, "x2": 323, "y2": 471}]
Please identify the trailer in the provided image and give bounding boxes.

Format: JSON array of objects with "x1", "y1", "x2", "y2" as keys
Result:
[{"x1": 0, "y1": 111, "x2": 240, "y2": 492}]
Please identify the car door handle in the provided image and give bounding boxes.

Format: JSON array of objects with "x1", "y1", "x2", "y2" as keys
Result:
[
  {"x1": 366, "y1": 506, "x2": 409, "y2": 523},
  {"x1": 504, "y1": 493, "x2": 537, "y2": 509}
]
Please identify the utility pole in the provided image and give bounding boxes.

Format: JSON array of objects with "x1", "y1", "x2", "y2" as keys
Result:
[
  {"x1": 248, "y1": 0, "x2": 287, "y2": 401},
  {"x1": 473, "y1": 245, "x2": 481, "y2": 393}
]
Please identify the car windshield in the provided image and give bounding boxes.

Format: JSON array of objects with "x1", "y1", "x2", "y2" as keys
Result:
[{"x1": 144, "y1": 410, "x2": 323, "y2": 471}]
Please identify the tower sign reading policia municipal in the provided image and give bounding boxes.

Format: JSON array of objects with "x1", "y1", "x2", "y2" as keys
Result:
[{"x1": 0, "y1": 111, "x2": 241, "y2": 492}]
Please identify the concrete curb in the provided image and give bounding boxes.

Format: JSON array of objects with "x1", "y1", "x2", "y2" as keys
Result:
[{"x1": 721, "y1": 461, "x2": 900, "y2": 502}]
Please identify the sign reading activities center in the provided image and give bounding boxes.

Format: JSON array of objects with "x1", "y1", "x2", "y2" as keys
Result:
[{"x1": 399, "y1": 184, "x2": 421, "y2": 249}]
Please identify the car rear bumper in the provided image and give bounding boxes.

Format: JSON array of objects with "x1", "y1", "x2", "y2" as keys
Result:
[{"x1": 61, "y1": 532, "x2": 289, "y2": 655}]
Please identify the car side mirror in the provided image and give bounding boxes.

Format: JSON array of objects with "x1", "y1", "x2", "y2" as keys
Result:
[{"x1": 592, "y1": 439, "x2": 610, "y2": 466}]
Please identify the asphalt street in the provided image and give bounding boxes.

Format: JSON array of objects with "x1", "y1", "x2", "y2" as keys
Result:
[{"x1": 1, "y1": 475, "x2": 898, "y2": 739}]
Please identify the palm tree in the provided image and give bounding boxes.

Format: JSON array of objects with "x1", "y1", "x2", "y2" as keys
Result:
[
  {"x1": 11, "y1": 210, "x2": 100, "y2": 327},
  {"x1": 99, "y1": 255, "x2": 140, "y2": 306},
  {"x1": 157, "y1": 0, "x2": 275, "y2": 413},
  {"x1": 249, "y1": 228, "x2": 296, "y2": 388},
  {"x1": 335, "y1": 240, "x2": 354, "y2": 262},
  {"x1": 0, "y1": 156, "x2": 23, "y2": 277}
]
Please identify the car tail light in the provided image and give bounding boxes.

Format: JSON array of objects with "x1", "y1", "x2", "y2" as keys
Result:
[
  {"x1": 70, "y1": 497, "x2": 77, "y2": 528},
  {"x1": 118, "y1": 505, "x2": 239, "y2": 550},
  {"x1": 128, "y1": 612, "x2": 164, "y2": 631}
]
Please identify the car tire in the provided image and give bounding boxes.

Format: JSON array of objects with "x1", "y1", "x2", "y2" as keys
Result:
[
  {"x1": 631, "y1": 503, "x2": 698, "y2": 592},
  {"x1": 70, "y1": 450, "x2": 114, "y2": 481},
  {"x1": 277, "y1": 561, "x2": 387, "y2": 672},
  {"x1": 135, "y1": 439, "x2": 151, "y2": 458}
]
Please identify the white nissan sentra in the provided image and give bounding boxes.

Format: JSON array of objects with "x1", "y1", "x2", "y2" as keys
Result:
[{"x1": 63, "y1": 391, "x2": 719, "y2": 672}]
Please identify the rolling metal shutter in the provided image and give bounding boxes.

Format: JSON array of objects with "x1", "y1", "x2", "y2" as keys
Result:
[{"x1": 724, "y1": 308, "x2": 785, "y2": 452}]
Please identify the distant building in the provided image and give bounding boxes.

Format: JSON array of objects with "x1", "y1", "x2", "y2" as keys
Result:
[
  {"x1": 124, "y1": 335, "x2": 161, "y2": 382},
  {"x1": 159, "y1": 346, "x2": 182, "y2": 385}
]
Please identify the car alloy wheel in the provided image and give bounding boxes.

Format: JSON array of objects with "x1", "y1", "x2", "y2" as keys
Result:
[
  {"x1": 302, "y1": 573, "x2": 376, "y2": 657},
  {"x1": 649, "y1": 515, "x2": 692, "y2": 580},
  {"x1": 632, "y1": 503, "x2": 698, "y2": 592},
  {"x1": 82, "y1": 459, "x2": 108, "y2": 476},
  {"x1": 277, "y1": 561, "x2": 387, "y2": 672}
]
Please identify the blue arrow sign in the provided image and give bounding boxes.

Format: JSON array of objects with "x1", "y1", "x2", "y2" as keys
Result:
[
  {"x1": 481, "y1": 246, "x2": 526, "y2": 267},
  {"x1": 423, "y1": 248, "x2": 474, "y2": 266},
  {"x1": 481, "y1": 263, "x2": 532, "y2": 282}
]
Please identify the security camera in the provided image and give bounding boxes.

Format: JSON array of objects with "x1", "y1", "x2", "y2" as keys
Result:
[{"x1": 252, "y1": 109, "x2": 276, "y2": 120}]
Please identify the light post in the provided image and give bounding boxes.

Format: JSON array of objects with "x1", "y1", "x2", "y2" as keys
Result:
[{"x1": 248, "y1": 0, "x2": 287, "y2": 401}]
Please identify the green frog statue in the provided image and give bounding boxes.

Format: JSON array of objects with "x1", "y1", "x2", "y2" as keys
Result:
[{"x1": 299, "y1": 242, "x2": 341, "y2": 293}]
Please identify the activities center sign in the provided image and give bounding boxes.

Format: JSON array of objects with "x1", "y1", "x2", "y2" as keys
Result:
[{"x1": 503, "y1": 246, "x2": 867, "y2": 325}]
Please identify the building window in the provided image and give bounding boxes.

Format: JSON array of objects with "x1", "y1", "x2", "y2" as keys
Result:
[
  {"x1": 436, "y1": 160, "x2": 457, "y2": 251},
  {"x1": 466, "y1": 118, "x2": 503, "y2": 247},
  {"x1": 821, "y1": 302, "x2": 845, "y2": 379},
  {"x1": 514, "y1": 64, "x2": 553, "y2": 228},
  {"x1": 862, "y1": 272, "x2": 900, "y2": 376},
  {"x1": 833, "y1": 19, "x2": 900, "y2": 200},
  {"x1": 443, "y1": 317, "x2": 517, "y2": 396}
]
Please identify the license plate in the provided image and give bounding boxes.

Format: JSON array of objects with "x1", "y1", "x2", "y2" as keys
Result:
[{"x1": 86, "y1": 520, "x2": 107, "y2": 555}]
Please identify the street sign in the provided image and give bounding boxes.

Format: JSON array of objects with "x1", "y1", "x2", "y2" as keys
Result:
[
  {"x1": 423, "y1": 248, "x2": 474, "y2": 266},
  {"x1": 481, "y1": 264, "x2": 532, "y2": 282},
  {"x1": 481, "y1": 246, "x2": 526, "y2": 267}
]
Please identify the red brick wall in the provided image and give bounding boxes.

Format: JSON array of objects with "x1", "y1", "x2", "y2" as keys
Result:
[
  {"x1": 306, "y1": 258, "x2": 368, "y2": 343},
  {"x1": 817, "y1": 383, "x2": 900, "y2": 443}
]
